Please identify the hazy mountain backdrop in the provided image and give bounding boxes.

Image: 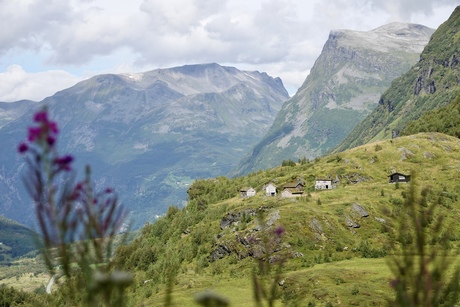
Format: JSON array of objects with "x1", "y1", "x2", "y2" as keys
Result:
[{"x1": 0, "y1": 63, "x2": 289, "y2": 228}]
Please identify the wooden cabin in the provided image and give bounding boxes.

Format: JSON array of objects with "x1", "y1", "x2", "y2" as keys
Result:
[
  {"x1": 265, "y1": 183, "x2": 277, "y2": 196},
  {"x1": 388, "y1": 172, "x2": 411, "y2": 183},
  {"x1": 315, "y1": 179, "x2": 332, "y2": 190},
  {"x1": 240, "y1": 187, "x2": 256, "y2": 198}
]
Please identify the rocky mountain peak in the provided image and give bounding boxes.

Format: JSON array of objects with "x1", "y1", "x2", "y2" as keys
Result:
[
  {"x1": 233, "y1": 21, "x2": 434, "y2": 176},
  {"x1": 334, "y1": 5, "x2": 460, "y2": 153},
  {"x1": 328, "y1": 22, "x2": 433, "y2": 54}
]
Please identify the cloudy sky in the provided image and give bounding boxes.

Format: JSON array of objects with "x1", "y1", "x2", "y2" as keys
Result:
[{"x1": 0, "y1": 0, "x2": 458, "y2": 102}]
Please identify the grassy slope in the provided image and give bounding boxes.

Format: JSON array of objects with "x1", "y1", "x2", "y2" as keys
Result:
[
  {"x1": 402, "y1": 93, "x2": 460, "y2": 137},
  {"x1": 2, "y1": 132, "x2": 459, "y2": 304},
  {"x1": 117, "y1": 132, "x2": 460, "y2": 306},
  {"x1": 0, "y1": 216, "x2": 39, "y2": 261}
]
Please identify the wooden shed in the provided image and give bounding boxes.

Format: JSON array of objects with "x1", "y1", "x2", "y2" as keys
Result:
[
  {"x1": 281, "y1": 188, "x2": 304, "y2": 198},
  {"x1": 282, "y1": 179, "x2": 305, "y2": 191},
  {"x1": 388, "y1": 172, "x2": 411, "y2": 183},
  {"x1": 315, "y1": 179, "x2": 332, "y2": 190},
  {"x1": 265, "y1": 183, "x2": 277, "y2": 196},
  {"x1": 240, "y1": 187, "x2": 256, "y2": 198}
]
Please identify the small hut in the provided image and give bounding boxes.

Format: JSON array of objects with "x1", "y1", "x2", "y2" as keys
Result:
[
  {"x1": 281, "y1": 188, "x2": 304, "y2": 198},
  {"x1": 265, "y1": 183, "x2": 277, "y2": 196},
  {"x1": 388, "y1": 172, "x2": 411, "y2": 183},
  {"x1": 282, "y1": 179, "x2": 305, "y2": 191},
  {"x1": 240, "y1": 187, "x2": 256, "y2": 198},
  {"x1": 315, "y1": 179, "x2": 332, "y2": 190}
]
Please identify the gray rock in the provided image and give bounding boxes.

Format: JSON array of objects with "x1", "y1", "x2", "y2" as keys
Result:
[
  {"x1": 352, "y1": 203, "x2": 369, "y2": 217},
  {"x1": 220, "y1": 212, "x2": 239, "y2": 230},
  {"x1": 267, "y1": 209, "x2": 280, "y2": 226},
  {"x1": 236, "y1": 235, "x2": 250, "y2": 247},
  {"x1": 292, "y1": 252, "x2": 304, "y2": 258},
  {"x1": 209, "y1": 244, "x2": 232, "y2": 262},
  {"x1": 309, "y1": 218, "x2": 323, "y2": 234},
  {"x1": 220, "y1": 209, "x2": 257, "y2": 230},
  {"x1": 345, "y1": 214, "x2": 360, "y2": 228},
  {"x1": 399, "y1": 147, "x2": 414, "y2": 160}
]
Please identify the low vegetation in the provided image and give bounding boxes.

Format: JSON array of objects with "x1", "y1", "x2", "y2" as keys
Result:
[
  {"x1": 2, "y1": 131, "x2": 460, "y2": 305},
  {"x1": 403, "y1": 93, "x2": 460, "y2": 138},
  {"x1": 0, "y1": 216, "x2": 38, "y2": 261},
  {"x1": 110, "y1": 132, "x2": 460, "y2": 305}
]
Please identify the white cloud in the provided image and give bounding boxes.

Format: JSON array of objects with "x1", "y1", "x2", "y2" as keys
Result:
[
  {"x1": 0, "y1": 0, "x2": 458, "y2": 100},
  {"x1": 0, "y1": 65, "x2": 80, "y2": 102}
]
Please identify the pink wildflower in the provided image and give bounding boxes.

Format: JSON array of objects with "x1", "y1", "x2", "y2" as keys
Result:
[
  {"x1": 53, "y1": 155, "x2": 74, "y2": 171},
  {"x1": 27, "y1": 127, "x2": 42, "y2": 142},
  {"x1": 33, "y1": 111, "x2": 48, "y2": 123},
  {"x1": 18, "y1": 142, "x2": 29, "y2": 153},
  {"x1": 274, "y1": 226, "x2": 284, "y2": 237}
]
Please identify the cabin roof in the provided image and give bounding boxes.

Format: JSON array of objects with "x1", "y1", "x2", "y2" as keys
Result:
[
  {"x1": 316, "y1": 178, "x2": 332, "y2": 182},
  {"x1": 283, "y1": 188, "x2": 304, "y2": 194},
  {"x1": 388, "y1": 172, "x2": 410, "y2": 177}
]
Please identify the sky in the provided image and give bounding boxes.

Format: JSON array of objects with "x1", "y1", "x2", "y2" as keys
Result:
[{"x1": 0, "y1": 0, "x2": 458, "y2": 102}]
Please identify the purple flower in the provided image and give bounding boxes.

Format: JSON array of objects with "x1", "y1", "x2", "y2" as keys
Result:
[
  {"x1": 33, "y1": 111, "x2": 48, "y2": 123},
  {"x1": 75, "y1": 182, "x2": 84, "y2": 191},
  {"x1": 48, "y1": 121, "x2": 59, "y2": 134},
  {"x1": 27, "y1": 127, "x2": 42, "y2": 142},
  {"x1": 46, "y1": 136, "x2": 56, "y2": 146},
  {"x1": 53, "y1": 155, "x2": 74, "y2": 171},
  {"x1": 18, "y1": 142, "x2": 29, "y2": 153},
  {"x1": 274, "y1": 226, "x2": 284, "y2": 237}
]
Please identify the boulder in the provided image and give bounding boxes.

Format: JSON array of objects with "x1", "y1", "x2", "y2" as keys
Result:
[
  {"x1": 345, "y1": 214, "x2": 360, "y2": 228},
  {"x1": 352, "y1": 203, "x2": 369, "y2": 217},
  {"x1": 209, "y1": 244, "x2": 232, "y2": 262}
]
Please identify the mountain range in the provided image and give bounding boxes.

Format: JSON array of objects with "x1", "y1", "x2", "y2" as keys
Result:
[
  {"x1": 0, "y1": 63, "x2": 288, "y2": 228},
  {"x1": 232, "y1": 22, "x2": 434, "y2": 175},
  {"x1": 1, "y1": 6, "x2": 459, "y2": 231}
]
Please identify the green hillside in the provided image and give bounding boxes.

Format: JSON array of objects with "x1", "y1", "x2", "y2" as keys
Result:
[
  {"x1": 334, "y1": 6, "x2": 460, "y2": 153},
  {"x1": 0, "y1": 216, "x2": 38, "y2": 262},
  {"x1": 402, "y1": 92, "x2": 460, "y2": 137},
  {"x1": 106, "y1": 132, "x2": 460, "y2": 306}
]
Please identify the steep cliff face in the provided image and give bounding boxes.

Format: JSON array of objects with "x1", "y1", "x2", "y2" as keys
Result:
[
  {"x1": 334, "y1": 6, "x2": 460, "y2": 153},
  {"x1": 233, "y1": 23, "x2": 434, "y2": 175},
  {"x1": 0, "y1": 63, "x2": 288, "y2": 228}
]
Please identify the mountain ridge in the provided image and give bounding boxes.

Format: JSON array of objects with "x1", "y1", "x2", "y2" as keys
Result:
[
  {"x1": 0, "y1": 63, "x2": 289, "y2": 228},
  {"x1": 333, "y1": 6, "x2": 460, "y2": 152},
  {"x1": 232, "y1": 22, "x2": 434, "y2": 175}
]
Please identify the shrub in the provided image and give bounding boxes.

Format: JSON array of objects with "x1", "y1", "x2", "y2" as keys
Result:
[{"x1": 388, "y1": 173, "x2": 460, "y2": 306}]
